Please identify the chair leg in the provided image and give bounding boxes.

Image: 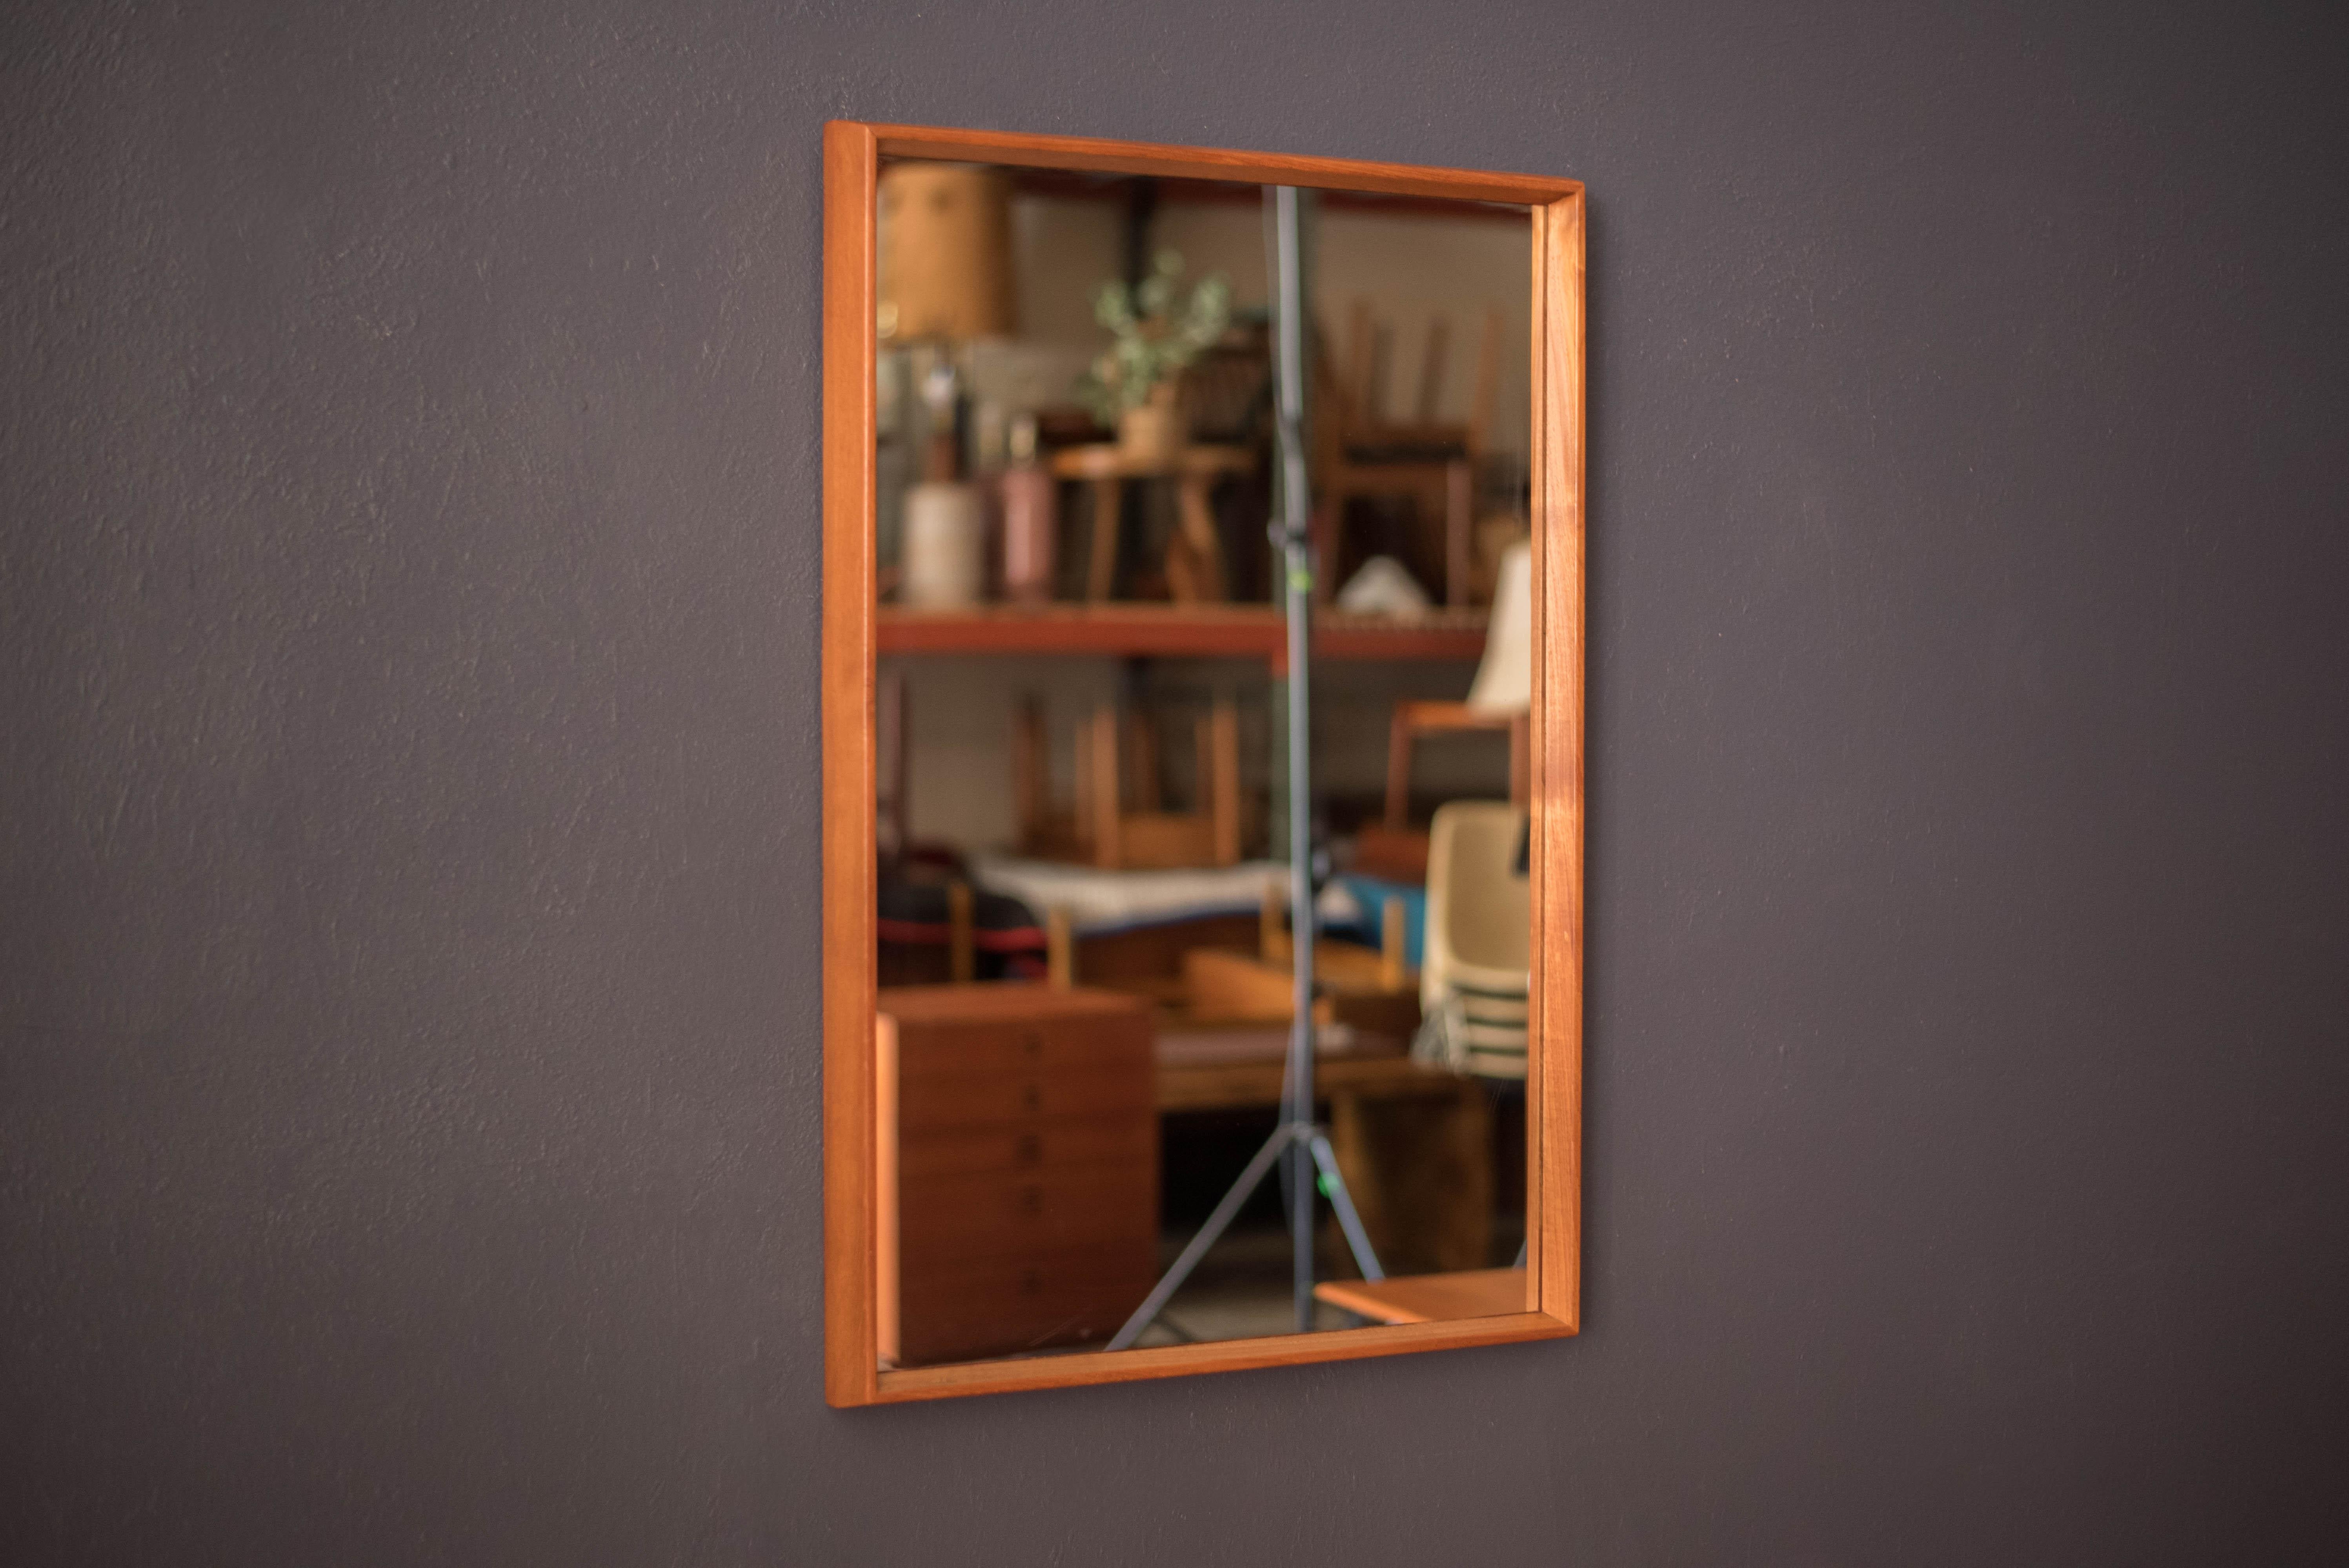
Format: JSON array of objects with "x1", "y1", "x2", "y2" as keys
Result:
[
  {"x1": 1089, "y1": 706, "x2": 1123, "y2": 869},
  {"x1": 1071, "y1": 708, "x2": 1091, "y2": 858},
  {"x1": 1172, "y1": 473, "x2": 1228, "y2": 604},
  {"x1": 1508, "y1": 712, "x2": 1530, "y2": 809},
  {"x1": 1012, "y1": 695, "x2": 1047, "y2": 852},
  {"x1": 1206, "y1": 697, "x2": 1241, "y2": 866},
  {"x1": 1087, "y1": 478, "x2": 1122, "y2": 601},
  {"x1": 1379, "y1": 897, "x2": 1407, "y2": 991},
  {"x1": 1345, "y1": 298, "x2": 1376, "y2": 420},
  {"x1": 1469, "y1": 307, "x2": 1502, "y2": 458},
  {"x1": 878, "y1": 668, "x2": 910, "y2": 859},
  {"x1": 946, "y1": 880, "x2": 975, "y2": 984},
  {"x1": 1327, "y1": 1090, "x2": 1388, "y2": 1276},
  {"x1": 1045, "y1": 907, "x2": 1074, "y2": 990},
  {"x1": 1385, "y1": 707, "x2": 1416, "y2": 831},
  {"x1": 1436, "y1": 1082, "x2": 1494, "y2": 1273},
  {"x1": 1310, "y1": 498, "x2": 1341, "y2": 606},
  {"x1": 1417, "y1": 313, "x2": 1449, "y2": 426},
  {"x1": 1128, "y1": 708, "x2": 1161, "y2": 813},
  {"x1": 1445, "y1": 458, "x2": 1473, "y2": 609}
]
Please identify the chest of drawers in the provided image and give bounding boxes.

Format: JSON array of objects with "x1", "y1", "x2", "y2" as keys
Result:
[{"x1": 877, "y1": 984, "x2": 1159, "y2": 1367}]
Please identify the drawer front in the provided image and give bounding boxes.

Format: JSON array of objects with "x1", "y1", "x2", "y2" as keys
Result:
[
  {"x1": 897, "y1": 1064, "x2": 1152, "y2": 1130},
  {"x1": 898, "y1": 1116, "x2": 1150, "y2": 1181},
  {"x1": 896, "y1": 1239, "x2": 1158, "y2": 1366},
  {"x1": 899, "y1": 1155, "x2": 1157, "y2": 1259},
  {"x1": 893, "y1": 1011, "x2": 1151, "y2": 1082}
]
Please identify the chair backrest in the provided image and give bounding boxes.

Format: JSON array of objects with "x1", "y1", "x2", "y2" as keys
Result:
[
  {"x1": 1323, "y1": 301, "x2": 1502, "y2": 459},
  {"x1": 1421, "y1": 801, "x2": 1530, "y2": 1012},
  {"x1": 1181, "y1": 320, "x2": 1271, "y2": 444}
]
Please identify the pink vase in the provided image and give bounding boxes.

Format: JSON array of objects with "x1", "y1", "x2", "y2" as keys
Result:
[{"x1": 999, "y1": 415, "x2": 1058, "y2": 602}]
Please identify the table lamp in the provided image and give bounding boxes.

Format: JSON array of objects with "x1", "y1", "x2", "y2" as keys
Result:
[{"x1": 879, "y1": 163, "x2": 1017, "y2": 607}]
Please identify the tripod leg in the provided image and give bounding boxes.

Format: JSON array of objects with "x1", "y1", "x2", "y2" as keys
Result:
[
  {"x1": 1108, "y1": 1121, "x2": 1302, "y2": 1352},
  {"x1": 1308, "y1": 1132, "x2": 1385, "y2": 1282},
  {"x1": 1291, "y1": 1137, "x2": 1314, "y2": 1333}
]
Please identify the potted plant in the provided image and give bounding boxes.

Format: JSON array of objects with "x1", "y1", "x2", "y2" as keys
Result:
[{"x1": 1077, "y1": 251, "x2": 1232, "y2": 462}]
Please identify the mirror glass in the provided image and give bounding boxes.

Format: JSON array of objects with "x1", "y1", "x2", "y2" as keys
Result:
[{"x1": 872, "y1": 158, "x2": 1534, "y2": 1369}]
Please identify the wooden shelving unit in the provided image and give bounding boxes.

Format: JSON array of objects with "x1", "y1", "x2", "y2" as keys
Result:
[{"x1": 876, "y1": 604, "x2": 1488, "y2": 666}]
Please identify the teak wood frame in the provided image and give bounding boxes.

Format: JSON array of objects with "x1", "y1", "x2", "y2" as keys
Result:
[{"x1": 823, "y1": 121, "x2": 1585, "y2": 1406}]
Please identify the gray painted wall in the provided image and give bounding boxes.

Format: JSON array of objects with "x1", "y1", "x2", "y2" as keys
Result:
[{"x1": 5, "y1": 2, "x2": 2346, "y2": 1562}]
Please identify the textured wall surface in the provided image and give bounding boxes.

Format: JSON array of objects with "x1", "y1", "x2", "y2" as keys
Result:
[{"x1": 5, "y1": 2, "x2": 2347, "y2": 1562}]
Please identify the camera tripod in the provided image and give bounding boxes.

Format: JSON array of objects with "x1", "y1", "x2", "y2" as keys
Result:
[{"x1": 1108, "y1": 186, "x2": 1383, "y2": 1352}]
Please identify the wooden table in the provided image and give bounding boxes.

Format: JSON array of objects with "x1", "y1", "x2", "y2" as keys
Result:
[
  {"x1": 1156, "y1": 1040, "x2": 1459, "y2": 1111},
  {"x1": 1049, "y1": 443, "x2": 1254, "y2": 604},
  {"x1": 1156, "y1": 1032, "x2": 1495, "y2": 1276}
]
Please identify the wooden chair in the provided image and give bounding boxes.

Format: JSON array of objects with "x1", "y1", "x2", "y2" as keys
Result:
[
  {"x1": 1179, "y1": 881, "x2": 1416, "y2": 1040},
  {"x1": 1361, "y1": 539, "x2": 1533, "y2": 882},
  {"x1": 1385, "y1": 703, "x2": 1529, "y2": 833},
  {"x1": 1312, "y1": 302, "x2": 1501, "y2": 608},
  {"x1": 1013, "y1": 695, "x2": 1241, "y2": 871}
]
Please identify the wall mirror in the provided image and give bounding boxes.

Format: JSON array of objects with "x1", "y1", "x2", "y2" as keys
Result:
[{"x1": 823, "y1": 122, "x2": 1583, "y2": 1404}]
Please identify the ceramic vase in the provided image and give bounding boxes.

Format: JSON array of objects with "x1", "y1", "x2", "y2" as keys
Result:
[
  {"x1": 900, "y1": 481, "x2": 987, "y2": 607},
  {"x1": 1116, "y1": 382, "x2": 1185, "y2": 464}
]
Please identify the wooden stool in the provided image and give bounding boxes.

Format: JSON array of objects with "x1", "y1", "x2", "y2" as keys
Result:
[
  {"x1": 1310, "y1": 303, "x2": 1501, "y2": 608},
  {"x1": 1049, "y1": 443, "x2": 1254, "y2": 604},
  {"x1": 1013, "y1": 695, "x2": 1241, "y2": 871}
]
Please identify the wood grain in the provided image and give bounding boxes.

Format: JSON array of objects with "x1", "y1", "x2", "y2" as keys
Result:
[
  {"x1": 894, "y1": 1244, "x2": 1160, "y2": 1366},
  {"x1": 1527, "y1": 191, "x2": 1587, "y2": 1328},
  {"x1": 1521, "y1": 198, "x2": 1546, "y2": 1319},
  {"x1": 1047, "y1": 443, "x2": 1254, "y2": 480},
  {"x1": 881, "y1": 986, "x2": 1159, "y2": 1366},
  {"x1": 875, "y1": 603, "x2": 1490, "y2": 663},
  {"x1": 870, "y1": 1312, "x2": 1573, "y2": 1404},
  {"x1": 821, "y1": 118, "x2": 881, "y2": 1408},
  {"x1": 874, "y1": 1014, "x2": 898, "y2": 1366},
  {"x1": 867, "y1": 123, "x2": 1581, "y2": 207},
  {"x1": 824, "y1": 121, "x2": 1584, "y2": 1404}
]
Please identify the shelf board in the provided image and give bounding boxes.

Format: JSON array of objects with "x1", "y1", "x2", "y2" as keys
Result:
[{"x1": 875, "y1": 604, "x2": 1488, "y2": 665}]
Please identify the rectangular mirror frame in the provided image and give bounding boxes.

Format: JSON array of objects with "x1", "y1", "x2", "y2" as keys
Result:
[{"x1": 821, "y1": 120, "x2": 1585, "y2": 1406}]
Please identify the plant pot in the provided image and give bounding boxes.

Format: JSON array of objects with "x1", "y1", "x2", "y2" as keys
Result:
[{"x1": 1117, "y1": 385, "x2": 1186, "y2": 463}]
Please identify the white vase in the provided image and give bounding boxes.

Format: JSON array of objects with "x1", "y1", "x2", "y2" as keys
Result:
[{"x1": 900, "y1": 482, "x2": 987, "y2": 607}]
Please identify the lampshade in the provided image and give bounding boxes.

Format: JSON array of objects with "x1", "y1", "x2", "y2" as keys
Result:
[
  {"x1": 878, "y1": 163, "x2": 1017, "y2": 342},
  {"x1": 1464, "y1": 539, "x2": 1532, "y2": 715}
]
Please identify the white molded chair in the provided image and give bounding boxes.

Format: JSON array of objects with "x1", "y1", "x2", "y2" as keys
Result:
[{"x1": 1415, "y1": 800, "x2": 1530, "y2": 1080}]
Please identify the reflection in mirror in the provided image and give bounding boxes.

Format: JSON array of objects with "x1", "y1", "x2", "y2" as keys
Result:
[{"x1": 872, "y1": 159, "x2": 1533, "y2": 1370}]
